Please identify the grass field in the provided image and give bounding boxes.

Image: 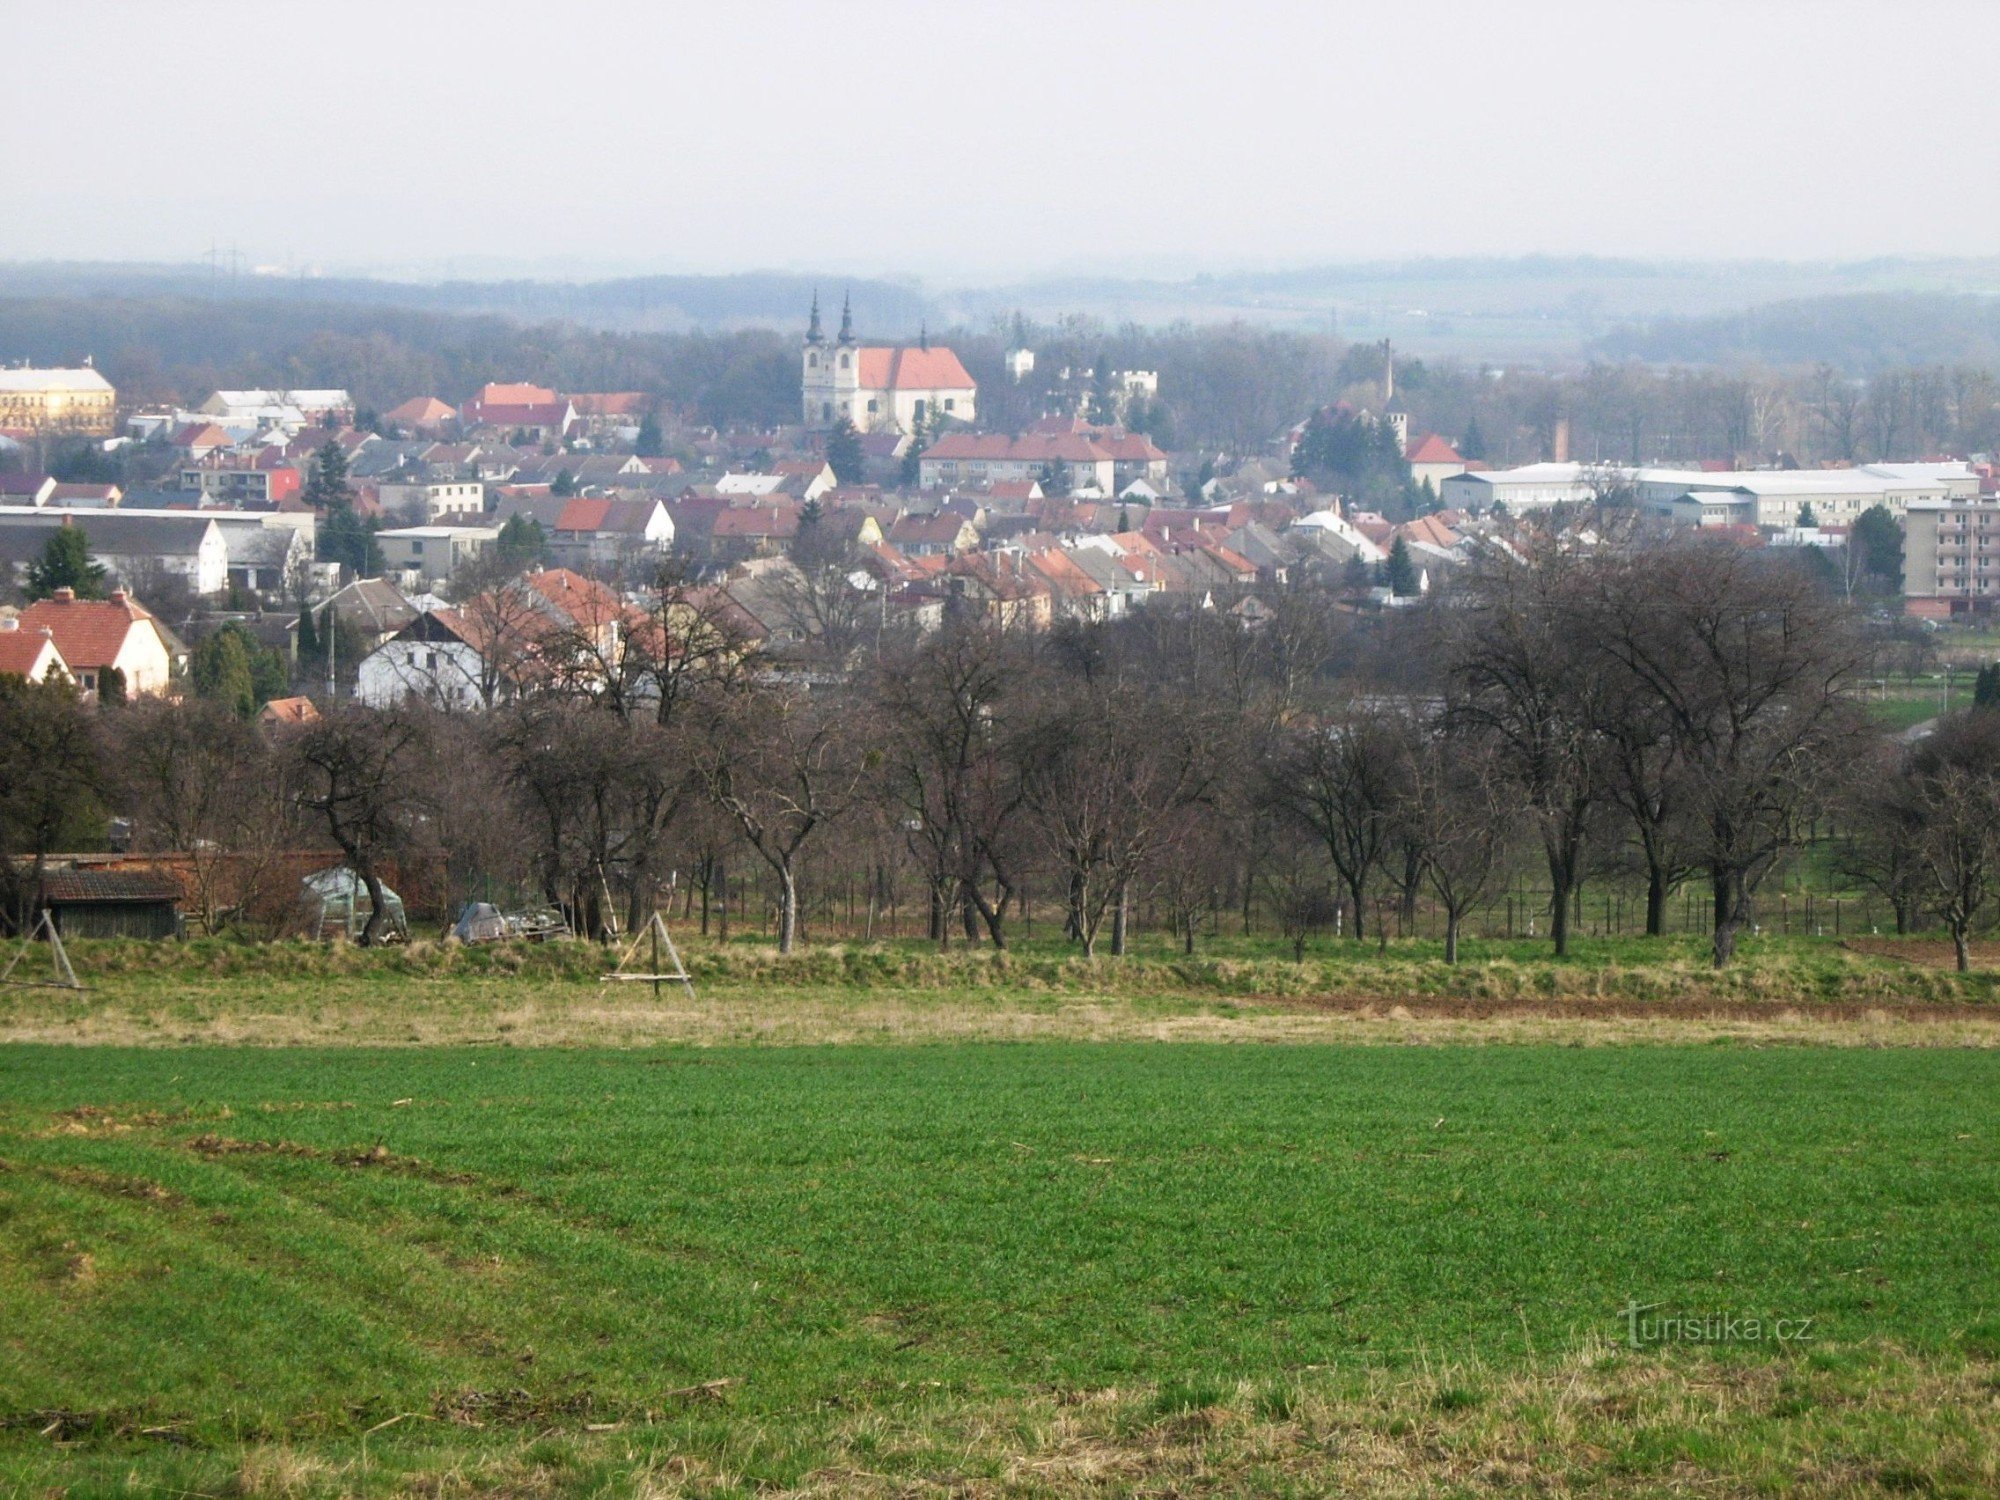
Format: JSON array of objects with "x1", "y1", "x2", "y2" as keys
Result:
[{"x1": 4, "y1": 1041, "x2": 1999, "y2": 1496}]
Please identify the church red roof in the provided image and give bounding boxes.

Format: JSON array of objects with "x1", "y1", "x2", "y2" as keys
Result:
[{"x1": 856, "y1": 346, "x2": 975, "y2": 392}]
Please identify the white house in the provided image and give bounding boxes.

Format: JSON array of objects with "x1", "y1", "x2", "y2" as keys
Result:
[
  {"x1": 356, "y1": 610, "x2": 491, "y2": 711},
  {"x1": 16, "y1": 588, "x2": 179, "y2": 697}
]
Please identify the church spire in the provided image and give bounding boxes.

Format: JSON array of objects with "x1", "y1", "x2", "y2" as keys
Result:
[
  {"x1": 837, "y1": 291, "x2": 854, "y2": 345},
  {"x1": 919, "y1": 320, "x2": 929, "y2": 352},
  {"x1": 806, "y1": 290, "x2": 823, "y2": 345}
]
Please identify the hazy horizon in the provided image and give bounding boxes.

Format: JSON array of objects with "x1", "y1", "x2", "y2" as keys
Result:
[{"x1": 9, "y1": 0, "x2": 1999, "y2": 280}]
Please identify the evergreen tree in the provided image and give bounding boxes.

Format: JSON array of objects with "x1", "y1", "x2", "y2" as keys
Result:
[
  {"x1": 301, "y1": 440, "x2": 354, "y2": 513},
  {"x1": 1386, "y1": 536, "x2": 1419, "y2": 597},
  {"x1": 1039, "y1": 459, "x2": 1071, "y2": 498},
  {"x1": 1852, "y1": 504, "x2": 1904, "y2": 589},
  {"x1": 494, "y1": 514, "x2": 551, "y2": 570},
  {"x1": 1459, "y1": 414, "x2": 1487, "y2": 462},
  {"x1": 319, "y1": 506, "x2": 383, "y2": 580},
  {"x1": 26, "y1": 527, "x2": 107, "y2": 600},
  {"x1": 634, "y1": 414, "x2": 664, "y2": 457},
  {"x1": 824, "y1": 416, "x2": 865, "y2": 486},
  {"x1": 1974, "y1": 664, "x2": 2000, "y2": 713},
  {"x1": 1797, "y1": 502, "x2": 1820, "y2": 528},
  {"x1": 551, "y1": 468, "x2": 577, "y2": 497},
  {"x1": 296, "y1": 600, "x2": 321, "y2": 666},
  {"x1": 192, "y1": 628, "x2": 257, "y2": 718},
  {"x1": 98, "y1": 667, "x2": 126, "y2": 706}
]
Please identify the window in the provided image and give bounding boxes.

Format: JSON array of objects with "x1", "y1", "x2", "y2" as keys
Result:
[
  {"x1": 808, "y1": 353, "x2": 819, "y2": 368},
  {"x1": 426, "y1": 650, "x2": 438, "y2": 670},
  {"x1": 821, "y1": 403, "x2": 832, "y2": 421},
  {"x1": 868, "y1": 399, "x2": 879, "y2": 414},
  {"x1": 839, "y1": 354, "x2": 850, "y2": 369},
  {"x1": 944, "y1": 398, "x2": 955, "y2": 411}
]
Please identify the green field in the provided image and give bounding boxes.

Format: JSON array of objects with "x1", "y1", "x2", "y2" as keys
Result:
[{"x1": 4, "y1": 1042, "x2": 1999, "y2": 1495}]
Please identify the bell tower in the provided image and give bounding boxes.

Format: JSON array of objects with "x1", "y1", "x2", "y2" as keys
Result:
[{"x1": 802, "y1": 291, "x2": 835, "y2": 427}]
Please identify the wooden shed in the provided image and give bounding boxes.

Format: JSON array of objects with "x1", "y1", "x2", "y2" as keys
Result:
[{"x1": 37, "y1": 867, "x2": 184, "y2": 940}]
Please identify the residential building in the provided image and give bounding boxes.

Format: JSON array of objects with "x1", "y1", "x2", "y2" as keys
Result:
[
  {"x1": 801, "y1": 296, "x2": 976, "y2": 433},
  {"x1": 177, "y1": 451, "x2": 303, "y2": 505},
  {"x1": 1404, "y1": 433, "x2": 1469, "y2": 492},
  {"x1": 378, "y1": 478, "x2": 487, "y2": 522},
  {"x1": 16, "y1": 588, "x2": 179, "y2": 697},
  {"x1": 0, "y1": 366, "x2": 117, "y2": 437},
  {"x1": 376, "y1": 524, "x2": 501, "y2": 585},
  {"x1": 0, "y1": 619, "x2": 68, "y2": 683},
  {"x1": 1903, "y1": 500, "x2": 2000, "y2": 617},
  {"x1": 381, "y1": 396, "x2": 460, "y2": 435}
]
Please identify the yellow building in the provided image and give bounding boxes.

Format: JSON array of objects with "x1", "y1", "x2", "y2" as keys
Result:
[{"x1": 0, "y1": 366, "x2": 117, "y2": 436}]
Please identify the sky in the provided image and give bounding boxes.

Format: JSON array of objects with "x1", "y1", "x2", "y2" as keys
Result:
[{"x1": 6, "y1": 0, "x2": 1999, "y2": 282}]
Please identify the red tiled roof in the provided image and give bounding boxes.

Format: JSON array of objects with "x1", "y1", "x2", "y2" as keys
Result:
[
  {"x1": 856, "y1": 346, "x2": 975, "y2": 392},
  {"x1": 712, "y1": 504, "x2": 800, "y2": 539},
  {"x1": 15, "y1": 591, "x2": 164, "y2": 672},
  {"x1": 0, "y1": 626, "x2": 62, "y2": 679},
  {"x1": 384, "y1": 396, "x2": 458, "y2": 426},
  {"x1": 476, "y1": 382, "x2": 557, "y2": 406},
  {"x1": 1404, "y1": 433, "x2": 1465, "y2": 465},
  {"x1": 257, "y1": 696, "x2": 320, "y2": 725},
  {"x1": 566, "y1": 392, "x2": 650, "y2": 417},
  {"x1": 554, "y1": 497, "x2": 613, "y2": 533}
]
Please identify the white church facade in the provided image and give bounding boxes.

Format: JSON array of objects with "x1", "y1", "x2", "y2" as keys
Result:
[{"x1": 801, "y1": 295, "x2": 977, "y2": 434}]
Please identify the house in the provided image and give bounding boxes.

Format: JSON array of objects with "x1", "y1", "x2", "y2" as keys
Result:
[
  {"x1": 258, "y1": 695, "x2": 320, "y2": 728},
  {"x1": 17, "y1": 588, "x2": 179, "y2": 697},
  {"x1": 886, "y1": 512, "x2": 979, "y2": 557},
  {"x1": 801, "y1": 296, "x2": 976, "y2": 433},
  {"x1": 178, "y1": 450, "x2": 303, "y2": 506},
  {"x1": 0, "y1": 619, "x2": 68, "y2": 682},
  {"x1": 0, "y1": 472, "x2": 57, "y2": 507},
  {"x1": 377, "y1": 478, "x2": 486, "y2": 522},
  {"x1": 288, "y1": 577, "x2": 418, "y2": 661},
  {"x1": 381, "y1": 396, "x2": 460, "y2": 435},
  {"x1": 218, "y1": 520, "x2": 312, "y2": 596},
  {"x1": 376, "y1": 524, "x2": 501, "y2": 586},
  {"x1": 356, "y1": 568, "x2": 626, "y2": 708},
  {"x1": 356, "y1": 609, "x2": 494, "y2": 711},
  {"x1": 566, "y1": 392, "x2": 651, "y2": 437},
  {"x1": 460, "y1": 384, "x2": 576, "y2": 443},
  {"x1": 710, "y1": 503, "x2": 800, "y2": 563}
]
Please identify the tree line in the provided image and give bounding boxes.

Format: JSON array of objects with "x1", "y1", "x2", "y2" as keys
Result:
[{"x1": 5, "y1": 532, "x2": 1997, "y2": 965}]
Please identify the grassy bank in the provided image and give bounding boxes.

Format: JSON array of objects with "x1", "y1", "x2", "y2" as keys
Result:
[
  {"x1": 3, "y1": 1043, "x2": 1997, "y2": 1495},
  {"x1": 2, "y1": 931, "x2": 1995, "y2": 1051}
]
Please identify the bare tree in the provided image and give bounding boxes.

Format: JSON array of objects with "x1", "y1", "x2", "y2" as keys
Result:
[
  {"x1": 1265, "y1": 706, "x2": 1413, "y2": 943},
  {"x1": 292, "y1": 705, "x2": 431, "y2": 945},
  {"x1": 1897, "y1": 713, "x2": 2000, "y2": 972},
  {"x1": 1439, "y1": 535, "x2": 1603, "y2": 956},
  {"x1": 694, "y1": 684, "x2": 869, "y2": 954},
  {"x1": 1401, "y1": 726, "x2": 1520, "y2": 963}
]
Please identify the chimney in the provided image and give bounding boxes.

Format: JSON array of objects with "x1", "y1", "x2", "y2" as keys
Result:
[
  {"x1": 52, "y1": 587, "x2": 76, "y2": 603},
  {"x1": 1552, "y1": 418, "x2": 1571, "y2": 464},
  {"x1": 0, "y1": 617, "x2": 16, "y2": 632},
  {"x1": 110, "y1": 588, "x2": 128, "y2": 606}
]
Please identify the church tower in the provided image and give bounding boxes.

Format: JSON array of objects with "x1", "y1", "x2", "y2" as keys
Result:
[{"x1": 802, "y1": 291, "x2": 835, "y2": 427}]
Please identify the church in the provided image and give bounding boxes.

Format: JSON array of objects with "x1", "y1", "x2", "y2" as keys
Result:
[{"x1": 801, "y1": 294, "x2": 977, "y2": 434}]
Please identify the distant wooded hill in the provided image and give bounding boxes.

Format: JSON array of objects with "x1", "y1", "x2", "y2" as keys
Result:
[{"x1": 1595, "y1": 293, "x2": 2000, "y2": 373}]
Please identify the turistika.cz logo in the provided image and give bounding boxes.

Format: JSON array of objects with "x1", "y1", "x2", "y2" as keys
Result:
[{"x1": 1619, "y1": 1300, "x2": 1818, "y2": 1348}]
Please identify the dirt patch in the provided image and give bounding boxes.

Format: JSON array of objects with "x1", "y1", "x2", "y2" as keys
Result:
[
  {"x1": 184, "y1": 1133, "x2": 499, "y2": 1192},
  {"x1": 38, "y1": 1163, "x2": 185, "y2": 1207},
  {"x1": 1266, "y1": 993, "x2": 1997, "y2": 1024}
]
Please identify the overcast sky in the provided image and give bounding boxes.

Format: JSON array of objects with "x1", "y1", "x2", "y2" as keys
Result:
[{"x1": 7, "y1": 0, "x2": 1997, "y2": 281}]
